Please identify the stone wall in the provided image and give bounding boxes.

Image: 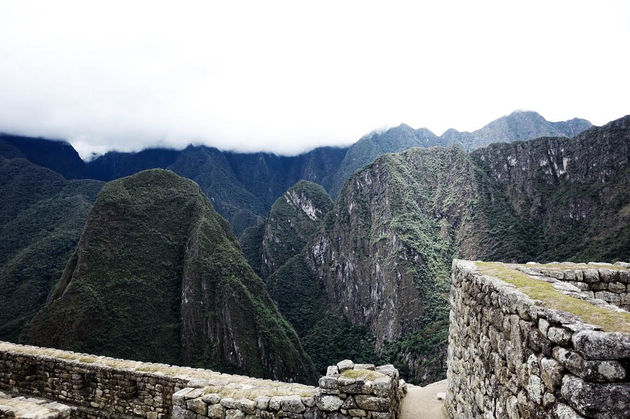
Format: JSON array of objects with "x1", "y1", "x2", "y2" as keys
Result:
[
  {"x1": 0, "y1": 341, "x2": 205, "y2": 418},
  {"x1": 173, "y1": 360, "x2": 407, "y2": 418},
  {"x1": 0, "y1": 342, "x2": 405, "y2": 418},
  {"x1": 445, "y1": 260, "x2": 630, "y2": 418},
  {"x1": 521, "y1": 262, "x2": 630, "y2": 311}
]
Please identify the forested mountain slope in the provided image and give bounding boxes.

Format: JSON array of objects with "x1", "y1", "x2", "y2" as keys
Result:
[{"x1": 21, "y1": 169, "x2": 317, "y2": 383}]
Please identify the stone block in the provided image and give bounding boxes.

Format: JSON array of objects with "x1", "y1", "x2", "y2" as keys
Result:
[
  {"x1": 278, "y1": 395, "x2": 305, "y2": 413},
  {"x1": 172, "y1": 406, "x2": 196, "y2": 419},
  {"x1": 225, "y1": 409, "x2": 245, "y2": 419},
  {"x1": 594, "y1": 291, "x2": 621, "y2": 304},
  {"x1": 336, "y1": 360, "x2": 354, "y2": 372},
  {"x1": 319, "y1": 376, "x2": 338, "y2": 389},
  {"x1": 561, "y1": 375, "x2": 630, "y2": 417},
  {"x1": 547, "y1": 327, "x2": 572, "y2": 346},
  {"x1": 172, "y1": 388, "x2": 194, "y2": 407},
  {"x1": 608, "y1": 281, "x2": 626, "y2": 293},
  {"x1": 186, "y1": 398, "x2": 207, "y2": 415},
  {"x1": 583, "y1": 269, "x2": 600, "y2": 283},
  {"x1": 375, "y1": 365, "x2": 398, "y2": 379},
  {"x1": 540, "y1": 357, "x2": 563, "y2": 390},
  {"x1": 572, "y1": 330, "x2": 630, "y2": 359},
  {"x1": 315, "y1": 394, "x2": 343, "y2": 411},
  {"x1": 355, "y1": 395, "x2": 390, "y2": 412},
  {"x1": 202, "y1": 393, "x2": 221, "y2": 404},
  {"x1": 552, "y1": 403, "x2": 584, "y2": 419},
  {"x1": 538, "y1": 318, "x2": 549, "y2": 337},
  {"x1": 207, "y1": 403, "x2": 225, "y2": 418}
]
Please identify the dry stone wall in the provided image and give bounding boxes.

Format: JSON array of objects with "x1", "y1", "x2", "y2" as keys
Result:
[
  {"x1": 521, "y1": 263, "x2": 630, "y2": 311},
  {"x1": 446, "y1": 259, "x2": 630, "y2": 418},
  {"x1": 0, "y1": 342, "x2": 405, "y2": 418},
  {"x1": 173, "y1": 360, "x2": 407, "y2": 418}
]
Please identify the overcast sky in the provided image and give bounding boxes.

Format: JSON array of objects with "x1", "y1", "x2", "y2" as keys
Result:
[{"x1": 0, "y1": 1, "x2": 629, "y2": 158}]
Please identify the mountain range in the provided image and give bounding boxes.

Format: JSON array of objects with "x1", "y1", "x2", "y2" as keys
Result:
[
  {"x1": 0, "y1": 111, "x2": 591, "y2": 235},
  {"x1": 2, "y1": 110, "x2": 627, "y2": 386},
  {"x1": 241, "y1": 115, "x2": 629, "y2": 382}
]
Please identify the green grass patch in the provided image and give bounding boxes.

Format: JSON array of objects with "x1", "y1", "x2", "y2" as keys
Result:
[
  {"x1": 340, "y1": 369, "x2": 385, "y2": 381},
  {"x1": 475, "y1": 262, "x2": 630, "y2": 333},
  {"x1": 524, "y1": 263, "x2": 627, "y2": 272}
]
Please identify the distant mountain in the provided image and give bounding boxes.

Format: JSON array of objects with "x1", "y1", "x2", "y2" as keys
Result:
[
  {"x1": 328, "y1": 124, "x2": 447, "y2": 196},
  {"x1": 0, "y1": 134, "x2": 87, "y2": 179},
  {"x1": 471, "y1": 116, "x2": 630, "y2": 261},
  {"x1": 21, "y1": 169, "x2": 317, "y2": 383},
  {"x1": 0, "y1": 156, "x2": 102, "y2": 340},
  {"x1": 241, "y1": 179, "x2": 380, "y2": 374},
  {"x1": 0, "y1": 111, "x2": 591, "y2": 233},
  {"x1": 254, "y1": 115, "x2": 626, "y2": 384},
  {"x1": 329, "y1": 111, "x2": 592, "y2": 197},
  {"x1": 443, "y1": 110, "x2": 592, "y2": 150},
  {"x1": 85, "y1": 148, "x2": 180, "y2": 180}
]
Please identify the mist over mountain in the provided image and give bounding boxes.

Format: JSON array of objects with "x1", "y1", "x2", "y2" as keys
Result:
[
  {"x1": 2, "y1": 111, "x2": 626, "y2": 386},
  {"x1": 0, "y1": 111, "x2": 592, "y2": 234},
  {"x1": 239, "y1": 115, "x2": 628, "y2": 383}
]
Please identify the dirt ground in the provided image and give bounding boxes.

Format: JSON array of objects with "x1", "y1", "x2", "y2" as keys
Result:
[{"x1": 400, "y1": 379, "x2": 448, "y2": 419}]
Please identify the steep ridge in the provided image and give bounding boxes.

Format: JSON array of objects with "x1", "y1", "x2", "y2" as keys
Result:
[
  {"x1": 259, "y1": 181, "x2": 332, "y2": 277},
  {"x1": 0, "y1": 111, "x2": 590, "y2": 235},
  {"x1": 0, "y1": 135, "x2": 87, "y2": 179},
  {"x1": 328, "y1": 111, "x2": 591, "y2": 197},
  {"x1": 442, "y1": 110, "x2": 592, "y2": 150},
  {"x1": 471, "y1": 115, "x2": 630, "y2": 261},
  {"x1": 328, "y1": 124, "x2": 446, "y2": 197},
  {"x1": 306, "y1": 146, "x2": 531, "y2": 383},
  {"x1": 240, "y1": 180, "x2": 380, "y2": 374},
  {"x1": 301, "y1": 116, "x2": 626, "y2": 384},
  {"x1": 89, "y1": 145, "x2": 347, "y2": 236},
  {"x1": 85, "y1": 147, "x2": 180, "y2": 181},
  {"x1": 239, "y1": 181, "x2": 333, "y2": 332},
  {"x1": 0, "y1": 156, "x2": 102, "y2": 340},
  {"x1": 21, "y1": 169, "x2": 317, "y2": 383}
]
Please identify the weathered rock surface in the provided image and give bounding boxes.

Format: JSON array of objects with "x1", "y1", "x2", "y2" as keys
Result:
[{"x1": 445, "y1": 260, "x2": 630, "y2": 419}]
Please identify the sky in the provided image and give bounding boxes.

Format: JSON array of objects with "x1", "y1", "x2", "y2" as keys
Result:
[{"x1": 0, "y1": 1, "x2": 629, "y2": 158}]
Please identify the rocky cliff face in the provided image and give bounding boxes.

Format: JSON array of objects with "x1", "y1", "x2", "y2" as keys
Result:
[
  {"x1": 307, "y1": 146, "x2": 528, "y2": 347},
  {"x1": 328, "y1": 124, "x2": 448, "y2": 197},
  {"x1": 299, "y1": 116, "x2": 627, "y2": 384},
  {"x1": 240, "y1": 180, "x2": 380, "y2": 375},
  {"x1": 472, "y1": 115, "x2": 630, "y2": 261},
  {"x1": 258, "y1": 181, "x2": 332, "y2": 277},
  {"x1": 328, "y1": 111, "x2": 591, "y2": 198},
  {"x1": 21, "y1": 169, "x2": 316, "y2": 383}
]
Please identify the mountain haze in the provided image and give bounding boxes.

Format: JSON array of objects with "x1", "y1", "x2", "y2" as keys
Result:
[
  {"x1": 0, "y1": 111, "x2": 591, "y2": 234},
  {"x1": 245, "y1": 114, "x2": 627, "y2": 384},
  {"x1": 328, "y1": 111, "x2": 591, "y2": 197}
]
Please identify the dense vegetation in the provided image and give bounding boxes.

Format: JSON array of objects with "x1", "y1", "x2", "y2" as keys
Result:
[
  {"x1": 1, "y1": 112, "x2": 624, "y2": 387},
  {"x1": 21, "y1": 169, "x2": 316, "y2": 383},
  {"x1": 1, "y1": 111, "x2": 590, "y2": 235},
  {"x1": 267, "y1": 116, "x2": 626, "y2": 384},
  {"x1": 0, "y1": 156, "x2": 102, "y2": 341}
]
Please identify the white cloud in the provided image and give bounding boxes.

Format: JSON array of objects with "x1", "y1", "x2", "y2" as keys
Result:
[{"x1": 0, "y1": 0, "x2": 628, "y2": 158}]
